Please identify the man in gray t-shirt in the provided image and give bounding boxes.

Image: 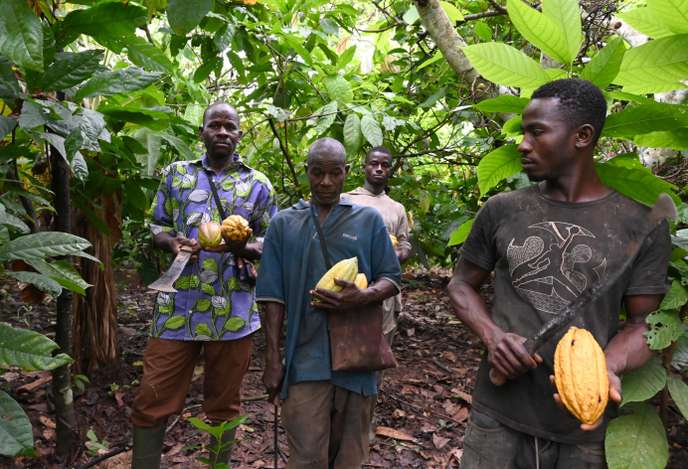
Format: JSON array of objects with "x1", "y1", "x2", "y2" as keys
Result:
[{"x1": 448, "y1": 79, "x2": 671, "y2": 468}]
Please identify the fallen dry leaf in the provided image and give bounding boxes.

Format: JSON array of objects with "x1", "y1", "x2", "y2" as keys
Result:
[
  {"x1": 451, "y1": 388, "x2": 473, "y2": 404},
  {"x1": 39, "y1": 415, "x2": 56, "y2": 429},
  {"x1": 17, "y1": 374, "x2": 51, "y2": 393},
  {"x1": 375, "y1": 426, "x2": 416, "y2": 442},
  {"x1": 432, "y1": 433, "x2": 450, "y2": 449},
  {"x1": 451, "y1": 406, "x2": 469, "y2": 423}
]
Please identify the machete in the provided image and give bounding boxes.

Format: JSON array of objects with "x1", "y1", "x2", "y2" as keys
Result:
[
  {"x1": 490, "y1": 193, "x2": 677, "y2": 385},
  {"x1": 147, "y1": 245, "x2": 195, "y2": 293}
]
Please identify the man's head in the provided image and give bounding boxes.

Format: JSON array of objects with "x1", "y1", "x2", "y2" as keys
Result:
[
  {"x1": 518, "y1": 79, "x2": 606, "y2": 181},
  {"x1": 200, "y1": 102, "x2": 242, "y2": 160},
  {"x1": 306, "y1": 138, "x2": 348, "y2": 207},
  {"x1": 364, "y1": 146, "x2": 393, "y2": 188}
]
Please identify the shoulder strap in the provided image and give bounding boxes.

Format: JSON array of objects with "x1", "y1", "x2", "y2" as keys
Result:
[
  {"x1": 204, "y1": 169, "x2": 227, "y2": 220},
  {"x1": 310, "y1": 204, "x2": 333, "y2": 269}
]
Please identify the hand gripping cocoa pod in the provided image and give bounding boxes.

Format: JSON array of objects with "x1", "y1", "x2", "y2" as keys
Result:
[
  {"x1": 315, "y1": 257, "x2": 358, "y2": 292},
  {"x1": 198, "y1": 222, "x2": 223, "y2": 249},
  {"x1": 554, "y1": 327, "x2": 609, "y2": 425},
  {"x1": 389, "y1": 234, "x2": 399, "y2": 248},
  {"x1": 221, "y1": 215, "x2": 253, "y2": 241}
]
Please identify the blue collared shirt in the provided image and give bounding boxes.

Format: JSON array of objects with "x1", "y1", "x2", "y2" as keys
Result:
[{"x1": 256, "y1": 197, "x2": 401, "y2": 398}]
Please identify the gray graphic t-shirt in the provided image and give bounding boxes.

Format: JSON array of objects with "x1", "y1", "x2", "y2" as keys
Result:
[{"x1": 461, "y1": 185, "x2": 671, "y2": 444}]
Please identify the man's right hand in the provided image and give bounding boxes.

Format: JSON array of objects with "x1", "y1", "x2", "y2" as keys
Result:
[
  {"x1": 169, "y1": 234, "x2": 200, "y2": 255},
  {"x1": 487, "y1": 329, "x2": 542, "y2": 381},
  {"x1": 263, "y1": 356, "x2": 284, "y2": 404}
]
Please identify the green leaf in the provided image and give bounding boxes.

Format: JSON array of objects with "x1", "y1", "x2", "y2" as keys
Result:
[
  {"x1": 18, "y1": 100, "x2": 50, "y2": 130},
  {"x1": 673, "y1": 335, "x2": 688, "y2": 369},
  {"x1": 195, "y1": 323, "x2": 212, "y2": 338},
  {"x1": 613, "y1": 34, "x2": 688, "y2": 94},
  {"x1": 2, "y1": 232, "x2": 92, "y2": 262},
  {"x1": 163, "y1": 315, "x2": 186, "y2": 330},
  {"x1": 75, "y1": 68, "x2": 163, "y2": 100},
  {"x1": 336, "y1": 46, "x2": 356, "y2": 70},
  {"x1": 98, "y1": 104, "x2": 171, "y2": 131},
  {"x1": 57, "y1": 3, "x2": 146, "y2": 50},
  {"x1": 312, "y1": 101, "x2": 338, "y2": 135},
  {"x1": 595, "y1": 162, "x2": 677, "y2": 207},
  {"x1": 343, "y1": 113, "x2": 362, "y2": 155},
  {"x1": 602, "y1": 103, "x2": 688, "y2": 138},
  {"x1": 462, "y1": 43, "x2": 550, "y2": 90},
  {"x1": 123, "y1": 36, "x2": 174, "y2": 73},
  {"x1": 661, "y1": 280, "x2": 688, "y2": 310},
  {"x1": 634, "y1": 128, "x2": 688, "y2": 150},
  {"x1": 0, "y1": 210, "x2": 28, "y2": 233},
  {"x1": 667, "y1": 375, "x2": 688, "y2": 421},
  {"x1": 0, "y1": 390, "x2": 33, "y2": 457},
  {"x1": 25, "y1": 258, "x2": 90, "y2": 295},
  {"x1": 621, "y1": 356, "x2": 667, "y2": 406},
  {"x1": 159, "y1": 132, "x2": 195, "y2": 160},
  {"x1": 0, "y1": 323, "x2": 72, "y2": 371},
  {"x1": 195, "y1": 299, "x2": 211, "y2": 312},
  {"x1": 224, "y1": 316, "x2": 246, "y2": 332},
  {"x1": 324, "y1": 76, "x2": 353, "y2": 104},
  {"x1": 0, "y1": 57, "x2": 21, "y2": 99},
  {"x1": 0, "y1": 116, "x2": 16, "y2": 141},
  {"x1": 4, "y1": 271, "x2": 62, "y2": 296},
  {"x1": 167, "y1": 0, "x2": 213, "y2": 36},
  {"x1": 648, "y1": 0, "x2": 688, "y2": 35},
  {"x1": 580, "y1": 37, "x2": 626, "y2": 89},
  {"x1": 605, "y1": 403, "x2": 668, "y2": 469},
  {"x1": 448, "y1": 218, "x2": 474, "y2": 247},
  {"x1": 645, "y1": 309, "x2": 684, "y2": 350},
  {"x1": 440, "y1": 1, "x2": 464, "y2": 22},
  {"x1": 477, "y1": 144, "x2": 522, "y2": 195},
  {"x1": 0, "y1": 0, "x2": 43, "y2": 71},
  {"x1": 417, "y1": 51, "x2": 444, "y2": 71},
  {"x1": 507, "y1": 0, "x2": 571, "y2": 64},
  {"x1": 37, "y1": 50, "x2": 103, "y2": 91},
  {"x1": 542, "y1": 0, "x2": 582, "y2": 63},
  {"x1": 617, "y1": 8, "x2": 674, "y2": 38},
  {"x1": 474, "y1": 96, "x2": 529, "y2": 114},
  {"x1": 360, "y1": 114, "x2": 383, "y2": 147},
  {"x1": 403, "y1": 6, "x2": 420, "y2": 24}
]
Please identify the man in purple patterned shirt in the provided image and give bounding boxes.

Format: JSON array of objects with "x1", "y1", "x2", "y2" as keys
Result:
[{"x1": 131, "y1": 102, "x2": 277, "y2": 468}]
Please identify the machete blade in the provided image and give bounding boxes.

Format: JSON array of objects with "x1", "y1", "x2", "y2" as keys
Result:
[{"x1": 147, "y1": 249, "x2": 193, "y2": 293}]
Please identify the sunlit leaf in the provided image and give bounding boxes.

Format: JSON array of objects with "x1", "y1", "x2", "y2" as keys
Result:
[
  {"x1": 0, "y1": 323, "x2": 72, "y2": 371},
  {"x1": 580, "y1": 36, "x2": 626, "y2": 89},
  {"x1": 605, "y1": 403, "x2": 668, "y2": 469},
  {"x1": 0, "y1": 391, "x2": 33, "y2": 457},
  {"x1": 360, "y1": 114, "x2": 383, "y2": 147},
  {"x1": 621, "y1": 356, "x2": 667, "y2": 406},
  {"x1": 462, "y1": 43, "x2": 550, "y2": 89},
  {"x1": 0, "y1": 0, "x2": 43, "y2": 71},
  {"x1": 477, "y1": 144, "x2": 522, "y2": 195},
  {"x1": 507, "y1": 0, "x2": 571, "y2": 64}
]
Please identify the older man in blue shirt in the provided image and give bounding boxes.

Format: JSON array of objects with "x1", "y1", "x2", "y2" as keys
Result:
[{"x1": 257, "y1": 138, "x2": 401, "y2": 468}]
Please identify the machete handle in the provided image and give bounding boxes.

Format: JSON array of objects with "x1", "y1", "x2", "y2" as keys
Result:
[{"x1": 489, "y1": 368, "x2": 507, "y2": 386}]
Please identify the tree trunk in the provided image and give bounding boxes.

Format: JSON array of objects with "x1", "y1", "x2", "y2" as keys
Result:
[
  {"x1": 72, "y1": 192, "x2": 122, "y2": 373},
  {"x1": 50, "y1": 141, "x2": 79, "y2": 459}
]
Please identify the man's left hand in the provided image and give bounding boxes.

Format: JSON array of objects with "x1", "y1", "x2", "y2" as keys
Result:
[
  {"x1": 550, "y1": 370, "x2": 622, "y2": 431},
  {"x1": 310, "y1": 278, "x2": 370, "y2": 311}
]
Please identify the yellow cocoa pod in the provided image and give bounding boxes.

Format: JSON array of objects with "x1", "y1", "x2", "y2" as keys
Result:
[
  {"x1": 221, "y1": 215, "x2": 252, "y2": 241},
  {"x1": 315, "y1": 257, "x2": 358, "y2": 292},
  {"x1": 389, "y1": 234, "x2": 398, "y2": 247},
  {"x1": 354, "y1": 273, "x2": 368, "y2": 289},
  {"x1": 198, "y1": 222, "x2": 223, "y2": 248},
  {"x1": 554, "y1": 327, "x2": 609, "y2": 425}
]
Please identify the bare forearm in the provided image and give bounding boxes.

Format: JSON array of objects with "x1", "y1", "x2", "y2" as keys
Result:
[
  {"x1": 605, "y1": 322, "x2": 653, "y2": 375},
  {"x1": 447, "y1": 277, "x2": 501, "y2": 348},
  {"x1": 236, "y1": 241, "x2": 262, "y2": 260},
  {"x1": 153, "y1": 232, "x2": 176, "y2": 252},
  {"x1": 364, "y1": 278, "x2": 398, "y2": 304},
  {"x1": 260, "y1": 302, "x2": 285, "y2": 361}
]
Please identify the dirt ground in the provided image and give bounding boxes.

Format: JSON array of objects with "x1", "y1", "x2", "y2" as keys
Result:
[{"x1": 1, "y1": 269, "x2": 687, "y2": 468}]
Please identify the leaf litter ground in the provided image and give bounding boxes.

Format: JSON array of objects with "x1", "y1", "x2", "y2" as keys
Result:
[{"x1": 0, "y1": 269, "x2": 686, "y2": 468}]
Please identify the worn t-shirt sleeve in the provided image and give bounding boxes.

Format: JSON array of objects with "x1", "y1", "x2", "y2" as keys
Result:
[
  {"x1": 256, "y1": 216, "x2": 285, "y2": 304},
  {"x1": 460, "y1": 199, "x2": 498, "y2": 271},
  {"x1": 370, "y1": 212, "x2": 402, "y2": 291},
  {"x1": 395, "y1": 206, "x2": 412, "y2": 251},
  {"x1": 625, "y1": 220, "x2": 671, "y2": 295},
  {"x1": 149, "y1": 165, "x2": 176, "y2": 237}
]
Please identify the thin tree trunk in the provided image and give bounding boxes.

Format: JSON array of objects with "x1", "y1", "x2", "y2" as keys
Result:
[{"x1": 50, "y1": 137, "x2": 79, "y2": 459}]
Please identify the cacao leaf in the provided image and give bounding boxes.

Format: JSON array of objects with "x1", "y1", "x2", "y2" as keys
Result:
[
  {"x1": 474, "y1": 96, "x2": 529, "y2": 114},
  {"x1": 647, "y1": 0, "x2": 688, "y2": 35},
  {"x1": 542, "y1": 0, "x2": 582, "y2": 64},
  {"x1": 25, "y1": 258, "x2": 90, "y2": 295},
  {"x1": 0, "y1": 0, "x2": 43, "y2": 71},
  {"x1": 659, "y1": 279, "x2": 688, "y2": 310},
  {"x1": 667, "y1": 375, "x2": 688, "y2": 421},
  {"x1": 605, "y1": 403, "x2": 668, "y2": 469},
  {"x1": 37, "y1": 50, "x2": 104, "y2": 91},
  {"x1": 0, "y1": 57, "x2": 21, "y2": 99},
  {"x1": 507, "y1": 0, "x2": 571, "y2": 64},
  {"x1": 343, "y1": 113, "x2": 362, "y2": 155},
  {"x1": 4, "y1": 271, "x2": 62, "y2": 296},
  {"x1": 603, "y1": 102, "x2": 688, "y2": 138},
  {"x1": 477, "y1": 144, "x2": 522, "y2": 195},
  {"x1": 0, "y1": 323, "x2": 72, "y2": 371},
  {"x1": 0, "y1": 390, "x2": 33, "y2": 457},
  {"x1": 57, "y1": 2, "x2": 146, "y2": 49},
  {"x1": 324, "y1": 76, "x2": 353, "y2": 104},
  {"x1": 595, "y1": 162, "x2": 678, "y2": 208},
  {"x1": 617, "y1": 8, "x2": 674, "y2": 38},
  {"x1": 580, "y1": 36, "x2": 625, "y2": 89},
  {"x1": 645, "y1": 310, "x2": 684, "y2": 350},
  {"x1": 360, "y1": 114, "x2": 383, "y2": 147},
  {"x1": 462, "y1": 43, "x2": 550, "y2": 90},
  {"x1": 312, "y1": 101, "x2": 338, "y2": 135},
  {"x1": 123, "y1": 36, "x2": 174, "y2": 73},
  {"x1": 621, "y1": 356, "x2": 666, "y2": 406},
  {"x1": 448, "y1": 218, "x2": 474, "y2": 247},
  {"x1": 2, "y1": 232, "x2": 92, "y2": 262},
  {"x1": 75, "y1": 68, "x2": 163, "y2": 100},
  {"x1": 167, "y1": 0, "x2": 212, "y2": 36},
  {"x1": 633, "y1": 128, "x2": 688, "y2": 150}
]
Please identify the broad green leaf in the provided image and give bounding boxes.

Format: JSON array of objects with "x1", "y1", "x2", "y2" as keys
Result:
[
  {"x1": 25, "y1": 258, "x2": 90, "y2": 295},
  {"x1": 343, "y1": 113, "x2": 362, "y2": 155},
  {"x1": 403, "y1": 6, "x2": 420, "y2": 24},
  {"x1": 159, "y1": 132, "x2": 195, "y2": 161},
  {"x1": 475, "y1": 96, "x2": 529, "y2": 114},
  {"x1": 124, "y1": 36, "x2": 174, "y2": 73},
  {"x1": 75, "y1": 68, "x2": 163, "y2": 100},
  {"x1": 224, "y1": 316, "x2": 246, "y2": 332},
  {"x1": 647, "y1": 0, "x2": 688, "y2": 35},
  {"x1": 37, "y1": 50, "x2": 103, "y2": 91},
  {"x1": 477, "y1": 144, "x2": 522, "y2": 195},
  {"x1": 613, "y1": 34, "x2": 688, "y2": 94},
  {"x1": 324, "y1": 76, "x2": 353, "y2": 104},
  {"x1": 2, "y1": 232, "x2": 91, "y2": 262},
  {"x1": 360, "y1": 114, "x2": 383, "y2": 147},
  {"x1": 167, "y1": 0, "x2": 212, "y2": 35},
  {"x1": 602, "y1": 103, "x2": 688, "y2": 138},
  {"x1": 57, "y1": 2, "x2": 146, "y2": 49},
  {"x1": 667, "y1": 375, "x2": 688, "y2": 421},
  {"x1": 645, "y1": 310, "x2": 684, "y2": 350},
  {"x1": 580, "y1": 37, "x2": 626, "y2": 89},
  {"x1": 417, "y1": 52, "x2": 444, "y2": 71},
  {"x1": 621, "y1": 356, "x2": 666, "y2": 406},
  {"x1": 312, "y1": 101, "x2": 338, "y2": 135},
  {"x1": 634, "y1": 129, "x2": 688, "y2": 150},
  {"x1": 4, "y1": 271, "x2": 62, "y2": 296},
  {"x1": 0, "y1": 57, "x2": 21, "y2": 99},
  {"x1": 440, "y1": 1, "x2": 464, "y2": 22},
  {"x1": 0, "y1": 210, "x2": 28, "y2": 233},
  {"x1": 507, "y1": 0, "x2": 571, "y2": 64},
  {"x1": 164, "y1": 315, "x2": 186, "y2": 330},
  {"x1": 0, "y1": 0, "x2": 43, "y2": 71},
  {"x1": 542, "y1": 0, "x2": 583, "y2": 63},
  {"x1": 71, "y1": 151, "x2": 88, "y2": 181},
  {"x1": 617, "y1": 8, "x2": 674, "y2": 38},
  {"x1": 0, "y1": 391, "x2": 33, "y2": 457},
  {"x1": 336, "y1": 45, "x2": 356, "y2": 70},
  {"x1": 98, "y1": 104, "x2": 171, "y2": 131},
  {"x1": 595, "y1": 162, "x2": 677, "y2": 207},
  {"x1": 448, "y1": 218, "x2": 474, "y2": 247},
  {"x1": 0, "y1": 116, "x2": 17, "y2": 141},
  {"x1": 673, "y1": 335, "x2": 688, "y2": 369},
  {"x1": 605, "y1": 403, "x2": 668, "y2": 469},
  {"x1": 0, "y1": 323, "x2": 72, "y2": 371},
  {"x1": 662, "y1": 280, "x2": 688, "y2": 310},
  {"x1": 462, "y1": 43, "x2": 550, "y2": 89}
]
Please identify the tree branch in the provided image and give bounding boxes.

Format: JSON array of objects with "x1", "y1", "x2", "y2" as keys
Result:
[{"x1": 268, "y1": 118, "x2": 303, "y2": 198}]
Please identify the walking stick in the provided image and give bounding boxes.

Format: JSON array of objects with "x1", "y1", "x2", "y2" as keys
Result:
[{"x1": 273, "y1": 402, "x2": 279, "y2": 469}]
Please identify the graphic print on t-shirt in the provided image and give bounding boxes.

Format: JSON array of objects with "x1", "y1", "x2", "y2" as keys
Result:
[{"x1": 506, "y1": 221, "x2": 608, "y2": 315}]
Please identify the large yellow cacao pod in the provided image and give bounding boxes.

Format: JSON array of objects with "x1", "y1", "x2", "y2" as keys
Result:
[
  {"x1": 554, "y1": 327, "x2": 609, "y2": 425},
  {"x1": 315, "y1": 257, "x2": 358, "y2": 292},
  {"x1": 198, "y1": 222, "x2": 223, "y2": 248},
  {"x1": 354, "y1": 273, "x2": 368, "y2": 289},
  {"x1": 389, "y1": 234, "x2": 398, "y2": 248},
  {"x1": 221, "y1": 215, "x2": 252, "y2": 241}
]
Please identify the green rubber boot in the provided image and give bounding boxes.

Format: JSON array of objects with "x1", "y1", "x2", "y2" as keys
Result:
[
  {"x1": 132, "y1": 425, "x2": 165, "y2": 469},
  {"x1": 209, "y1": 428, "x2": 237, "y2": 467}
]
